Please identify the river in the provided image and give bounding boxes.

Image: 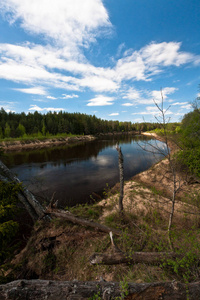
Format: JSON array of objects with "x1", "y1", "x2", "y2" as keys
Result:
[{"x1": 2, "y1": 134, "x2": 167, "y2": 208}]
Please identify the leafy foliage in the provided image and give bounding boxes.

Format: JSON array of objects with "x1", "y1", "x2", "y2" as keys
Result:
[
  {"x1": 180, "y1": 109, "x2": 200, "y2": 148},
  {"x1": 0, "y1": 181, "x2": 21, "y2": 264},
  {"x1": 176, "y1": 148, "x2": 200, "y2": 178},
  {"x1": 175, "y1": 106, "x2": 200, "y2": 178}
]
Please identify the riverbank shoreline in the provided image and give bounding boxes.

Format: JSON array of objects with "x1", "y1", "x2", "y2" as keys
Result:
[
  {"x1": 3, "y1": 132, "x2": 200, "y2": 286},
  {"x1": 141, "y1": 131, "x2": 179, "y2": 154},
  {"x1": 6, "y1": 133, "x2": 200, "y2": 285},
  {"x1": 0, "y1": 135, "x2": 96, "y2": 151},
  {"x1": 0, "y1": 131, "x2": 156, "y2": 152},
  {"x1": 133, "y1": 132, "x2": 189, "y2": 197},
  {"x1": 98, "y1": 132, "x2": 199, "y2": 230},
  {"x1": 107, "y1": 131, "x2": 198, "y2": 203},
  {"x1": 0, "y1": 131, "x2": 140, "y2": 152}
]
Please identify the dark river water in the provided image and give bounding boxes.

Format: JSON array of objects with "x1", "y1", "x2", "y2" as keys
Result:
[{"x1": 2, "y1": 134, "x2": 166, "y2": 208}]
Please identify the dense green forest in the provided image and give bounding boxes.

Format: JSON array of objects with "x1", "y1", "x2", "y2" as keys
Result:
[{"x1": 0, "y1": 108, "x2": 180, "y2": 138}]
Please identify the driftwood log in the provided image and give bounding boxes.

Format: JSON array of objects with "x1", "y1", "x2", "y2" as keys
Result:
[
  {"x1": 90, "y1": 251, "x2": 181, "y2": 265},
  {"x1": 1, "y1": 279, "x2": 200, "y2": 300}
]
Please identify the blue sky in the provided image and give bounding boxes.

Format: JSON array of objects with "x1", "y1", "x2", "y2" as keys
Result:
[{"x1": 0, "y1": 0, "x2": 199, "y2": 123}]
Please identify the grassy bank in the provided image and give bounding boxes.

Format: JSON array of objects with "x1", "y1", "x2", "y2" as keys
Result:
[
  {"x1": 2, "y1": 152, "x2": 200, "y2": 285},
  {"x1": 0, "y1": 133, "x2": 81, "y2": 142},
  {"x1": 0, "y1": 134, "x2": 96, "y2": 151}
]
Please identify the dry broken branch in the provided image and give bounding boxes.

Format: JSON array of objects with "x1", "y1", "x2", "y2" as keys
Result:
[
  {"x1": 47, "y1": 209, "x2": 122, "y2": 236},
  {"x1": 89, "y1": 251, "x2": 181, "y2": 265}
]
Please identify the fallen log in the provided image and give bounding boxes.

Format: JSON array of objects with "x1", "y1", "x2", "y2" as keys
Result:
[
  {"x1": 90, "y1": 251, "x2": 181, "y2": 265},
  {"x1": 48, "y1": 210, "x2": 122, "y2": 236},
  {"x1": 0, "y1": 279, "x2": 200, "y2": 300}
]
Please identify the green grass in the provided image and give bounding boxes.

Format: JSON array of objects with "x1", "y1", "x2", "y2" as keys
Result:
[
  {"x1": 0, "y1": 133, "x2": 83, "y2": 143},
  {"x1": 66, "y1": 203, "x2": 103, "y2": 220}
]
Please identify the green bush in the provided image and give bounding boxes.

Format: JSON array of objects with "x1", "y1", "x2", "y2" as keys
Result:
[
  {"x1": 0, "y1": 181, "x2": 21, "y2": 264},
  {"x1": 175, "y1": 148, "x2": 200, "y2": 178},
  {"x1": 180, "y1": 110, "x2": 200, "y2": 148}
]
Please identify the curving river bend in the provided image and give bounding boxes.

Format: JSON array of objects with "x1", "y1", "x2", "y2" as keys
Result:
[{"x1": 2, "y1": 134, "x2": 167, "y2": 208}]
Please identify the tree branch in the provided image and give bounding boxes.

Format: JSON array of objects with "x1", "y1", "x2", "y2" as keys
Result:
[
  {"x1": 89, "y1": 251, "x2": 181, "y2": 265},
  {"x1": 47, "y1": 210, "x2": 122, "y2": 236}
]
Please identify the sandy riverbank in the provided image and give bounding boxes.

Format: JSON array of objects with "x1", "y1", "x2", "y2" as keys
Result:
[
  {"x1": 98, "y1": 132, "x2": 199, "y2": 224},
  {"x1": 141, "y1": 131, "x2": 179, "y2": 154},
  {"x1": 0, "y1": 135, "x2": 96, "y2": 151}
]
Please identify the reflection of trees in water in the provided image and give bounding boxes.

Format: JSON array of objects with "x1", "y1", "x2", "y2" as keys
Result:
[
  {"x1": 2, "y1": 134, "x2": 166, "y2": 208},
  {"x1": 3, "y1": 141, "x2": 100, "y2": 167},
  {"x1": 3, "y1": 135, "x2": 152, "y2": 168}
]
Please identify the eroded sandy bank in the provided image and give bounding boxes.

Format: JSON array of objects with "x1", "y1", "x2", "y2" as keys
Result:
[
  {"x1": 0, "y1": 135, "x2": 96, "y2": 151},
  {"x1": 98, "y1": 132, "x2": 200, "y2": 226}
]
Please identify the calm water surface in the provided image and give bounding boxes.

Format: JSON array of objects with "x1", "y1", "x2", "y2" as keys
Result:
[{"x1": 3, "y1": 135, "x2": 166, "y2": 207}]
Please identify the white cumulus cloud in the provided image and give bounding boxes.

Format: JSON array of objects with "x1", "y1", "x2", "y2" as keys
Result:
[
  {"x1": 0, "y1": 41, "x2": 198, "y2": 97},
  {"x1": 14, "y1": 86, "x2": 47, "y2": 95},
  {"x1": 171, "y1": 102, "x2": 189, "y2": 106},
  {"x1": 122, "y1": 103, "x2": 133, "y2": 106},
  {"x1": 109, "y1": 113, "x2": 119, "y2": 116},
  {"x1": 62, "y1": 94, "x2": 79, "y2": 99},
  {"x1": 87, "y1": 95, "x2": 114, "y2": 106},
  {"x1": 0, "y1": 0, "x2": 112, "y2": 52},
  {"x1": 29, "y1": 104, "x2": 64, "y2": 112},
  {"x1": 47, "y1": 96, "x2": 57, "y2": 99}
]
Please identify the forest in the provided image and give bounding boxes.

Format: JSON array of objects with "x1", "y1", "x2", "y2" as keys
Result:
[{"x1": 0, "y1": 108, "x2": 180, "y2": 138}]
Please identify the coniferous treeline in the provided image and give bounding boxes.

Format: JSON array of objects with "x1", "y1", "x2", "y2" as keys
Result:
[{"x1": 0, "y1": 108, "x2": 166, "y2": 138}]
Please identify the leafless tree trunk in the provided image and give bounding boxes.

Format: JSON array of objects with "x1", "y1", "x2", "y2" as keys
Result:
[
  {"x1": 116, "y1": 143, "x2": 124, "y2": 212},
  {"x1": 0, "y1": 160, "x2": 45, "y2": 221},
  {"x1": 140, "y1": 90, "x2": 182, "y2": 250},
  {"x1": 154, "y1": 92, "x2": 181, "y2": 250}
]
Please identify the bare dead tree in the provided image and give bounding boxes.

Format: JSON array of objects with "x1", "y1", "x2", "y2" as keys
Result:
[
  {"x1": 139, "y1": 90, "x2": 182, "y2": 250},
  {"x1": 154, "y1": 92, "x2": 178, "y2": 249},
  {"x1": 116, "y1": 143, "x2": 124, "y2": 212}
]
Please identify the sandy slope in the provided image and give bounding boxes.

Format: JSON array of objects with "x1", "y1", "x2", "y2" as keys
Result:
[{"x1": 99, "y1": 133, "x2": 200, "y2": 227}]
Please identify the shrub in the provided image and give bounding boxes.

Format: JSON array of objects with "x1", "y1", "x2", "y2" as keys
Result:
[
  {"x1": 0, "y1": 181, "x2": 21, "y2": 264},
  {"x1": 175, "y1": 148, "x2": 200, "y2": 178}
]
